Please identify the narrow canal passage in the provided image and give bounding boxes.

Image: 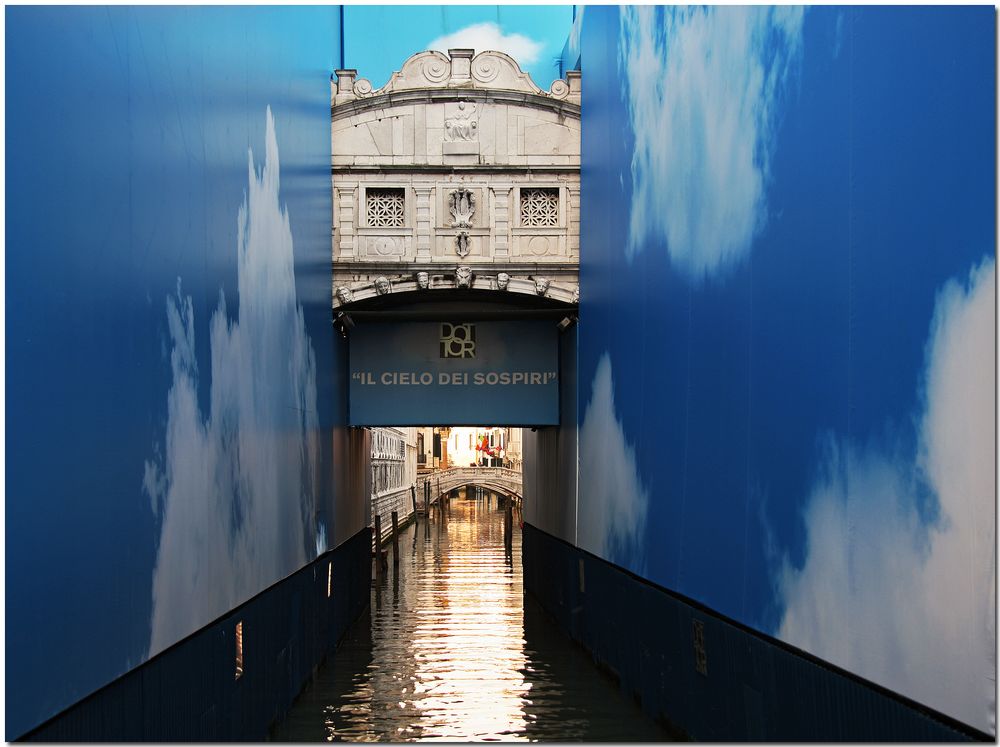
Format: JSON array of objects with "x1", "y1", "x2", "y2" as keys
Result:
[{"x1": 271, "y1": 496, "x2": 673, "y2": 742}]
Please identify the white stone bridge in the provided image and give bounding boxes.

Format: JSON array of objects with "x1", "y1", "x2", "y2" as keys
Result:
[{"x1": 417, "y1": 466, "x2": 522, "y2": 508}]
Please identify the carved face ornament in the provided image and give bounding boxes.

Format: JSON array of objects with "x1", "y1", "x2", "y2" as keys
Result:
[
  {"x1": 497, "y1": 272, "x2": 510, "y2": 291},
  {"x1": 534, "y1": 277, "x2": 551, "y2": 296},
  {"x1": 374, "y1": 276, "x2": 391, "y2": 295},
  {"x1": 336, "y1": 286, "x2": 354, "y2": 304},
  {"x1": 456, "y1": 266, "x2": 473, "y2": 288},
  {"x1": 415, "y1": 271, "x2": 429, "y2": 290}
]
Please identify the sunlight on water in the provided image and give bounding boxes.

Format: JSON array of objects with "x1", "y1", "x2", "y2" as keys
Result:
[{"x1": 271, "y1": 497, "x2": 672, "y2": 742}]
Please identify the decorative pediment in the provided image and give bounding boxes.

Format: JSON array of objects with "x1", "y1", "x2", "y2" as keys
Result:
[{"x1": 347, "y1": 49, "x2": 575, "y2": 101}]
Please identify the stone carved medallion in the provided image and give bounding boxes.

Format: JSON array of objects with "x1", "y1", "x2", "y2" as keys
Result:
[
  {"x1": 415, "y1": 271, "x2": 429, "y2": 290},
  {"x1": 374, "y1": 276, "x2": 392, "y2": 295},
  {"x1": 497, "y1": 272, "x2": 510, "y2": 291},
  {"x1": 455, "y1": 266, "x2": 473, "y2": 289},
  {"x1": 527, "y1": 236, "x2": 550, "y2": 256},
  {"x1": 374, "y1": 236, "x2": 397, "y2": 256},
  {"x1": 534, "y1": 277, "x2": 551, "y2": 296},
  {"x1": 449, "y1": 189, "x2": 476, "y2": 228},
  {"x1": 444, "y1": 101, "x2": 478, "y2": 142},
  {"x1": 336, "y1": 286, "x2": 354, "y2": 304},
  {"x1": 455, "y1": 231, "x2": 470, "y2": 259}
]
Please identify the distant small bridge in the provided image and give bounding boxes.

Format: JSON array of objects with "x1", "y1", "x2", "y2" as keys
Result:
[{"x1": 416, "y1": 467, "x2": 522, "y2": 509}]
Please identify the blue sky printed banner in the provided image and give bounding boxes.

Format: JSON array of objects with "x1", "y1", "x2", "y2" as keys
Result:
[
  {"x1": 6, "y1": 7, "x2": 338, "y2": 738},
  {"x1": 577, "y1": 6, "x2": 995, "y2": 735}
]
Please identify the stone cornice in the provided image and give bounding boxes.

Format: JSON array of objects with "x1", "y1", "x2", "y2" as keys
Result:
[
  {"x1": 334, "y1": 261, "x2": 578, "y2": 274},
  {"x1": 332, "y1": 86, "x2": 580, "y2": 122},
  {"x1": 331, "y1": 164, "x2": 580, "y2": 175},
  {"x1": 334, "y1": 274, "x2": 579, "y2": 309}
]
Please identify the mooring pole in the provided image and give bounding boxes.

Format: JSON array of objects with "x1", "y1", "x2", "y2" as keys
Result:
[
  {"x1": 391, "y1": 510, "x2": 399, "y2": 566},
  {"x1": 504, "y1": 499, "x2": 513, "y2": 553},
  {"x1": 411, "y1": 485, "x2": 418, "y2": 522},
  {"x1": 374, "y1": 513, "x2": 383, "y2": 581}
]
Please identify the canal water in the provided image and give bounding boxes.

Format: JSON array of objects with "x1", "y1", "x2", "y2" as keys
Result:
[{"x1": 271, "y1": 497, "x2": 673, "y2": 742}]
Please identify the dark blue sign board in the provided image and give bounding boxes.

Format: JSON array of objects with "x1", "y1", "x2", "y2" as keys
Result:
[{"x1": 349, "y1": 321, "x2": 559, "y2": 425}]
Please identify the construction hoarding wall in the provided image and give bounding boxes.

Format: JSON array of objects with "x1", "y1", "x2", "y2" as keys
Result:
[
  {"x1": 578, "y1": 6, "x2": 995, "y2": 735},
  {"x1": 6, "y1": 7, "x2": 341, "y2": 738}
]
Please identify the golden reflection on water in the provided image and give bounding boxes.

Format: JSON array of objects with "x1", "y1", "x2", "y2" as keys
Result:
[
  {"x1": 379, "y1": 500, "x2": 526, "y2": 741},
  {"x1": 408, "y1": 517, "x2": 526, "y2": 739},
  {"x1": 271, "y1": 497, "x2": 670, "y2": 743}
]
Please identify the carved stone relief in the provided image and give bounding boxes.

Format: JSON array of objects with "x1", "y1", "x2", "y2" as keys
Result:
[
  {"x1": 572, "y1": 286, "x2": 580, "y2": 304},
  {"x1": 455, "y1": 266, "x2": 473, "y2": 288},
  {"x1": 496, "y1": 272, "x2": 510, "y2": 291},
  {"x1": 449, "y1": 188, "x2": 476, "y2": 228},
  {"x1": 374, "y1": 276, "x2": 392, "y2": 295},
  {"x1": 534, "y1": 277, "x2": 551, "y2": 296},
  {"x1": 444, "y1": 101, "x2": 478, "y2": 142},
  {"x1": 336, "y1": 286, "x2": 354, "y2": 304},
  {"x1": 415, "y1": 271, "x2": 429, "y2": 290},
  {"x1": 455, "y1": 231, "x2": 470, "y2": 258}
]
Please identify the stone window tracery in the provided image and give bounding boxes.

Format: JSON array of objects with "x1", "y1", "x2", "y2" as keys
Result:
[
  {"x1": 366, "y1": 188, "x2": 405, "y2": 227},
  {"x1": 520, "y1": 188, "x2": 559, "y2": 227}
]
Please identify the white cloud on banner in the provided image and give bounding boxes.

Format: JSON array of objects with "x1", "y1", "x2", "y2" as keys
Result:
[
  {"x1": 619, "y1": 6, "x2": 804, "y2": 278},
  {"x1": 143, "y1": 107, "x2": 321, "y2": 656},
  {"x1": 776, "y1": 257, "x2": 996, "y2": 735},
  {"x1": 578, "y1": 353, "x2": 649, "y2": 572},
  {"x1": 428, "y1": 22, "x2": 543, "y2": 68}
]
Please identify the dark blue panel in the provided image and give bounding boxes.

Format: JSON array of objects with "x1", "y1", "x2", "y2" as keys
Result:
[
  {"x1": 6, "y1": 7, "x2": 340, "y2": 738},
  {"x1": 523, "y1": 524, "x2": 989, "y2": 742},
  {"x1": 23, "y1": 529, "x2": 371, "y2": 742},
  {"x1": 349, "y1": 321, "x2": 559, "y2": 426}
]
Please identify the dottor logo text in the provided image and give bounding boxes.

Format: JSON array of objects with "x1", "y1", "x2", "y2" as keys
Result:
[{"x1": 440, "y1": 322, "x2": 476, "y2": 358}]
